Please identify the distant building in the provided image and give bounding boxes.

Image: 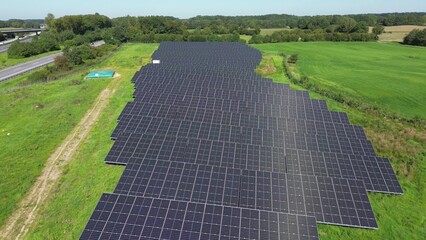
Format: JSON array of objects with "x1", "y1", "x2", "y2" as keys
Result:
[{"x1": 40, "y1": 24, "x2": 46, "y2": 29}]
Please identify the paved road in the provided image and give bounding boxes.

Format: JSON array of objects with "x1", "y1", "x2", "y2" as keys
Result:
[
  {"x1": 0, "y1": 38, "x2": 32, "y2": 53},
  {"x1": 0, "y1": 45, "x2": 9, "y2": 54},
  {"x1": 0, "y1": 52, "x2": 62, "y2": 82}
]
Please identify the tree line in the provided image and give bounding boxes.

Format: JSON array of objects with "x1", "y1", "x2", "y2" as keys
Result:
[
  {"x1": 186, "y1": 13, "x2": 426, "y2": 29},
  {"x1": 4, "y1": 12, "x2": 426, "y2": 57},
  {"x1": 1, "y1": 12, "x2": 424, "y2": 32},
  {"x1": 249, "y1": 30, "x2": 377, "y2": 44},
  {"x1": 0, "y1": 19, "x2": 43, "y2": 29}
]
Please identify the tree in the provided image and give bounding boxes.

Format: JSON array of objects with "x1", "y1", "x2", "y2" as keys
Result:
[
  {"x1": 54, "y1": 55, "x2": 69, "y2": 70},
  {"x1": 63, "y1": 46, "x2": 83, "y2": 65},
  {"x1": 354, "y1": 21, "x2": 369, "y2": 33},
  {"x1": 403, "y1": 29, "x2": 426, "y2": 46},
  {"x1": 336, "y1": 17, "x2": 358, "y2": 33},
  {"x1": 372, "y1": 25, "x2": 385, "y2": 35},
  {"x1": 0, "y1": 32, "x2": 5, "y2": 42},
  {"x1": 44, "y1": 13, "x2": 55, "y2": 29}
]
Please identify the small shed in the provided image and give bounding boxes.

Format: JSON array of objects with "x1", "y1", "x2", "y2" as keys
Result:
[{"x1": 86, "y1": 70, "x2": 115, "y2": 79}]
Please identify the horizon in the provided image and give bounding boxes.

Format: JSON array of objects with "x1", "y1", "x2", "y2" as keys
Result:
[
  {"x1": 1, "y1": 11, "x2": 425, "y2": 22},
  {"x1": 0, "y1": 0, "x2": 425, "y2": 20}
]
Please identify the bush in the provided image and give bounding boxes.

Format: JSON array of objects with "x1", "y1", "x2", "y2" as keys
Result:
[
  {"x1": 23, "y1": 68, "x2": 51, "y2": 84},
  {"x1": 403, "y1": 29, "x2": 426, "y2": 46},
  {"x1": 188, "y1": 35, "x2": 208, "y2": 42},
  {"x1": 64, "y1": 46, "x2": 83, "y2": 65},
  {"x1": 54, "y1": 55, "x2": 69, "y2": 71},
  {"x1": 372, "y1": 25, "x2": 385, "y2": 35},
  {"x1": 7, "y1": 42, "x2": 33, "y2": 58},
  {"x1": 7, "y1": 37, "x2": 60, "y2": 58},
  {"x1": 249, "y1": 35, "x2": 265, "y2": 44},
  {"x1": 287, "y1": 54, "x2": 298, "y2": 64}
]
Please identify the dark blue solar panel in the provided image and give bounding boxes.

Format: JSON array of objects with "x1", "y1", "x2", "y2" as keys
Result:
[
  {"x1": 81, "y1": 194, "x2": 319, "y2": 240},
  {"x1": 82, "y1": 42, "x2": 402, "y2": 239}
]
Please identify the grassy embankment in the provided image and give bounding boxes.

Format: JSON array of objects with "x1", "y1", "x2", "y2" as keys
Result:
[
  {"x1": 0, "y1": 44, "x2": 158, "y2": 239},
  {"x1": 253, "y1": 42, "x2": 426, "y2": 239}
]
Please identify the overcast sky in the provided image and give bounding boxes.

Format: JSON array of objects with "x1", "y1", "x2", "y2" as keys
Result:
[{"x1": 1, "y1": 0, "x2": 425, "y2": 20}]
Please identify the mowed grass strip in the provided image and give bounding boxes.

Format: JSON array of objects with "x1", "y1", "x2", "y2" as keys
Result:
[
  {"x1": 0, "y1": 44, "x2": 158, "y2": 230},
  {"x1": 24, "y1": 43, "x2": 158, "y2": 239},
  {"x1": 254, "y1": 42, "x2": 426, "y2": 120}
]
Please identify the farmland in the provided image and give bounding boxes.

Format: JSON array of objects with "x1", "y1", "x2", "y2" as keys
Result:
[
  {"x1": 374, "y1": 25, "x2": 426, "y2": 42},
  {"x1": 254, "y1": 42, "x2": 426, "y2": 120}
]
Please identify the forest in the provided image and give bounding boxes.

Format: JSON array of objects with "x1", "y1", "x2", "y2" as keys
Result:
[{"x1": 1, "y1": 12, "x2": 425, "y2": 48}]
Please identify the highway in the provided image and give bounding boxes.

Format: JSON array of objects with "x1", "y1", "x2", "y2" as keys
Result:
[
  {"x1": 0, "y1": 52, "x2": 62, "y2": 82},
  {"x1": 0, "y1": 38, "x2": 32, "y2": 53},
  {"x1": 0, "y1": 40, "x2": 105, "y2": 82},
  {"x1": 0, "y1": 45, "x2": 9, "y2": 54}
]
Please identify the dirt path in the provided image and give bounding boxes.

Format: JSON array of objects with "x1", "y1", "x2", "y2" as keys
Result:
[{"x1": 0, "y1": 87, "x2": 115, "y2": 240}]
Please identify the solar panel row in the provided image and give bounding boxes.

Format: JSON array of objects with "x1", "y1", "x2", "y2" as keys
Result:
[
  {"x1": 82, "y1": 42, "x2": 402, "y2": 239},
  {"x1": 113, "y1": 159, "x2": 377, "y2": 228},
  {"x1": 82, "y1": 194, "x2": 318, "y2": 240},
  {"x1": 129, "y1": 94, "x2": 353, "y2": 124},
  {"x1": 105, "y1": 133, "x2": 401, "y2": 194},
  {"x1": 111, "y1": 116, "x2": 375, "y2": 157}
]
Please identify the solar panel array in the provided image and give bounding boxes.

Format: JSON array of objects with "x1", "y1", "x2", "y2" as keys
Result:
[{"x1": 81, "y1": 42, "x2": 403, "y2": 239}]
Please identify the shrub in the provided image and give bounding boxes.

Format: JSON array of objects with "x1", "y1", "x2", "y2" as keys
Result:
[
  {"x1": 372, "y1": 25, "x2": 385, "y2": 35},
  {"x1": 403, "y1": 29, "x2": 426, "y2": 46},
  {"x1": 287, "y1": 54, "x2": 298, "y2": 64},
  {"x1": 7, "y1": 37, "x2": 60, "y2": 58},
  {"x1": 54, "y1": 55, "x2": 69, "y2": 71}
]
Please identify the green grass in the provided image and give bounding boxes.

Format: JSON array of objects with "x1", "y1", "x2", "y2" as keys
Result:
[
  {"x1": 0, "y1": 75, "x2": 110, "y2": 227},
  {"x1": 240, "y1": 35, "x2": 252, "y2": 42},
  {"x1": 260, "y1": 28, "x2": 292, "y2": 35},
  {"x1": 23, "y1": 43, "x2": 159, "y2": 239},
  {"x1": 253, "y1": 42, "x2": 426, "y2": 120},
  {"x1": 0, "y1": 43, "x2": 158, "y2": 230},
  {"x1": 0, "y1": 50, "x2": 62, "y2": 70},
  {"x1": 252, "y1": 46, "x2": 426, "y2": 239}
]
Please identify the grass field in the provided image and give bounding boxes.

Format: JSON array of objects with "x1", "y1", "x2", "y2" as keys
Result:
[
  {"x1": 22, "y1": 44, "x2": 159, "y2": 239},
  {"x1": 240, "y1": 35, "x2": 252, "y2": 42},
  {"x1": 260, "y1": 28, "x2": 291, "y2": 35},
  {"x1": 0, "y1": 44, "x2": 158, "y2": 232},
  {"x1": 253, "y1": 42, "x2": 426, "y2": 120},
  {"x1": 0, "y1": 74, "x2": 111, "y2": 228}
]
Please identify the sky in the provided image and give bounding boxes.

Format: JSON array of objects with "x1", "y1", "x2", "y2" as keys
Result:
[{"x1": 1, "y1": 0, "x2": 425, "y2": 20}]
